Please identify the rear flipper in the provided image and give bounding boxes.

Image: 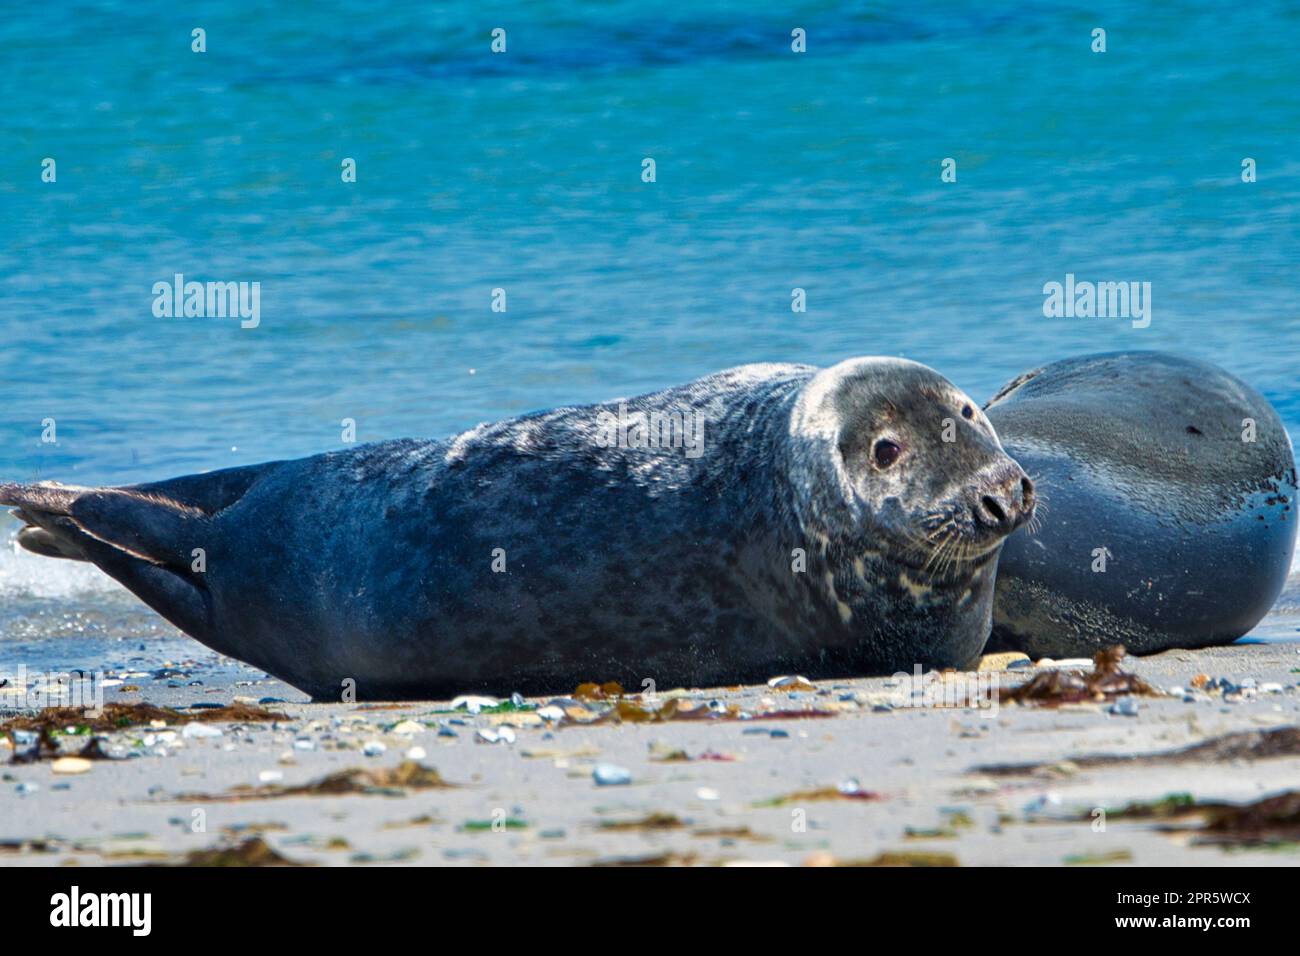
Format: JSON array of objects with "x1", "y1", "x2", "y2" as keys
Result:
[{"x1": 1, "y1": 462, "x2": 278, "y2": 643}]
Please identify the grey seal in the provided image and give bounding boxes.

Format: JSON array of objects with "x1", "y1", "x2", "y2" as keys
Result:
[
  {"x1": 985, "y1": 350, "x2": 1297, "y2": 658},
  {"x1": 3, "y1": 358, "x2": 1034, "y2": 700}
]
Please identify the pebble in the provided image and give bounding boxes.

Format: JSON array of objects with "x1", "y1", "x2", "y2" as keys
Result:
[
  {"x1": 976, "y1": 652, "x2": 1029, "y2": 673},
  {"x1": 696, "y1": 787, "x2": 720, "y2": 801},
  {"x1": 1023, "y1": 792, "x2": 1063, "y2": 817},
  {"x1": 767, "y1": 675, "x2": 815, "y2": 691},
  {"x1": 405, "y1": 746, "x2": 427, "y2": 760},
  {"x1": 258, "y1": 770, "x2": 283, "y2": 783},
  {"x1": 438, "y1": 725, "x2": 458, "y2": 738},
  {"x1": 742, "y1": 727, "x2": 790, "y2": 738},
  {"x1": 1108, "y1": 698, "x2": 1140, "y2": 717},
  {"x1": 51, "y1": 757, "x2": 93, "y2": 775},
  {"x1": 536, "y1": 705, "x2": 565, "y2": 722},
  {"x1": 838, "y1": 777, "x2": 867, "y2": 796},
  {"x1": 293, "y1": 738, "x2": 315, "y2": 751},
  {"x1": 1035, "y1": 658, "x2": 1094, "y2": 670},
  {"x1": 16, "y1": 782, "x2": 39, "y2": 795},
  {"x1": 362, "y1": 741, "x2": 387, "y2": 757},
  {"x1": 592, "y1": 763, "x2": 632, "y2": 786},
  {"x1": 390, "y1": 720, "x2": 424, "y2": 736},
  {"x1": 181, "y1": 723, "x2": 222, "y2": 739},
  {"x1": 475, "y1": 728, "x2": 516, "y2": 745},
  {"x1": 450, "y1": 695, "x2": 499, "y2": 714}
]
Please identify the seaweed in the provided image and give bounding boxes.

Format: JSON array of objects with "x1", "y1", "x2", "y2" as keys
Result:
[
  {"x1": 169, "y1": 836, "x2": 307, "y2": 867},
  {"x1": 999, "y1": 645, "x2": 1156, "y2": 706},
  {"x1": 598, "y1": 813, "x2": 686, "y2": 831},
  {"x1": 574, "y1": 681, "x2": 626, "y2": 700},
  {"x1": 178, "y1": 760, "x2": 451, "y2": 801},
  {"x1": 1065, "y1": 790, "x2": 1300, "y2": 849},
  {"x1": 568, "y1": 696, "x2": 834, "y2": 726},
  {"x1": 755, "y1": 785, "x2": 882, "y2": 807},
  {"x1": 1064, "y1": 849, "x2": 1134, "y2": 865},
  {"x1": 1, "y1": 701, "x2": 285, "y2": 740},
  {"x1": 462, "y1": 818, "x2": 529, "y2": 831},
  {"x1": 1194, "y1": 790, "x2": 1300, "y2": 848},
  {"x1": 1102, "y1": 793, "x2": 1198, "y2": 820},
  {"x1": 975, "y1": 726, "x2": 1300, "y2": 776}
]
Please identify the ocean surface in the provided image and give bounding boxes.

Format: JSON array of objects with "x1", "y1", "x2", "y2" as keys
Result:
[{"x1": 1, "y1": 0, "x2": 1297, "y2": 671}]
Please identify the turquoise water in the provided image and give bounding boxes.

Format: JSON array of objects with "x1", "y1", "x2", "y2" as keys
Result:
[{"x1": 1, "y1": 1, "x2": 1298, "y2": 652}]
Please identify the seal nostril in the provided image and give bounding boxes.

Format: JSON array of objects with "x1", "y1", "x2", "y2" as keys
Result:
[
  {"x1": 980, "y1": 495, "x2": 1007, "y2": 526},
  {"x1": 1021, "y1": 476, "x2": 1035, "y2": 504}
]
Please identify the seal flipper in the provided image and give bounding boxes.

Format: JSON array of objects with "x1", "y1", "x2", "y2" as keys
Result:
[{"x1": 1, "y1": 462, "x2": 280, "y2": 642}]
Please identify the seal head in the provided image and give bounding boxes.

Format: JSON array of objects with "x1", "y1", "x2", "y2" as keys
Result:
[{"x1": 788, "y1": 358, "x2": 1035, "y2": 671}]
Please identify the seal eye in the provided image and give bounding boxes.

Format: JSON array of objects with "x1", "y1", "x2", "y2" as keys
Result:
[
  {"x1": 962, "y1": 404, "x2": 974, "y2": 420},
  {"x1": 872, "y1": 439, "x2": 902, "y2": 469}
]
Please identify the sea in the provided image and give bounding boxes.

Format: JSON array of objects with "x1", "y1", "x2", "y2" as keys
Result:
[{"x1": 1, "y1": 0, "x2": 1297, "y2": 675}]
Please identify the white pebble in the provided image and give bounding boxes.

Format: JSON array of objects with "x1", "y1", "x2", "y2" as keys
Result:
[
  {"x1": 181, "y1": 722, "x2": 222, "y2": 739},
  {"x1": 593, "y1": 763, "x2": 632, "y2": 786}
]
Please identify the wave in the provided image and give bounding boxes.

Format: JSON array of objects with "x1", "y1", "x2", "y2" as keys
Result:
[{"x1": 0, "y1": 526, "x2": 126, "y2": 601}]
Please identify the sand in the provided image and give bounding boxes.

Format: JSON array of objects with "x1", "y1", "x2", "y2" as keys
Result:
[{"x1": 2, "y1": 638, "x2": 1299, "y2": 867}]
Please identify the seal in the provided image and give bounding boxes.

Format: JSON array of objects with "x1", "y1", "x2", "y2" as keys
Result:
[
  {"x1": 3, "y1": 358, "x2": 1034, "y2": 700},
  {"x1": 985, "y1": 350, "x2": 1297, "y2": 659}
]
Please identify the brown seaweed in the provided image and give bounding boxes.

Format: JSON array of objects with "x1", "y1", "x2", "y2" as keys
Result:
[
  {"x1": 975, "y1": 726, "x2": 1300, "y2": 777},
  {"x1": 178, "y1": 760, "x2": 451, "y2": 802},
  {"x1": 1, "y1": 701, "x2": 286, "y2": 739},
  {"x1": 169, "y1": 836, "x2": 307, "y2": 867},
  {"x1": 999, "y1": 645, "x2": 1156, "y2": 706}
]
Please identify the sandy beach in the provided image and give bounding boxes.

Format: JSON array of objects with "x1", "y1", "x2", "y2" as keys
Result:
[{"x1": 3, "y1": 632, "x2": 1299, "y2": 868}]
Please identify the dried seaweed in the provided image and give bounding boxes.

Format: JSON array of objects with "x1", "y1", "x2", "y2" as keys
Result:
[
  {"x1": 169, "y1": 836, "x2": 307, "y2": 867},
  {"x1": 598, "y1": 813, "x2": 686, "y2": 832},
  {"x1": 571, "y1": 696, "x2": 834, "y2": 726},
  {"x1": 1064, "y1": 849, "x2": 1134, "y2": 865},
  {"x1": 574, "y1": 681, "x2": 626, "y2": 700},
  {"x1": 755, "y1": 785, "x2": 882, "y2": 807},
  {"x1": 1070, "y1": 790, "x2": 1300, "y2": 849},
  {"x1": 1103, "y1": 793, "x2": 1199, "y2": 820},
  {"x1": 1, "y1": 701, "x2": 285, "y2": 738},
  {"x1": 975, "y1": 726, "x2": 1300, "y2": 777},
  {"x1": 1195, "y1": 790, "x2": 1300, "y2": 848},
  {"x1": 179, "y1": 760, "x2": 451, "y2": 801},
  {"x1": 999, "y1": 645, "x2": 1156, "y2": 706}
]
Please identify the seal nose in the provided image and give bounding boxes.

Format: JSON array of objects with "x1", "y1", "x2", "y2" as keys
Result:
[{"x1": 972, "y1": 472, "x2": 1035, "y2": 534}]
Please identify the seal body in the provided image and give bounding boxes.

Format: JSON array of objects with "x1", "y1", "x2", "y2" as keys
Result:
[
  {"x1": 4, "y1": 359, "x2": 1033, "y2": 700},
  {"x1": 986, "y1": 351, "x2": 1297, "y2": 658}
]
